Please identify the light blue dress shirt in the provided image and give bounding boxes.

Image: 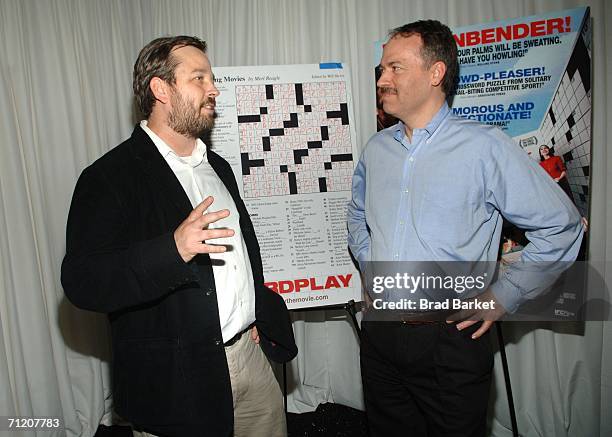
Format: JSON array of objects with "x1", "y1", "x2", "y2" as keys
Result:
[{"x1": 347, "y1": 103, "x2": 583, "y2": 312}]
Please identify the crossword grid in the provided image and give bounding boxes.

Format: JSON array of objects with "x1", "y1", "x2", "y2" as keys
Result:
[
  {"x1": 236, "y1": 82, "x2": 353, "y2": 198},
  {"x1": 538, "y1": 32, "x2": 591, "y2": 217}
]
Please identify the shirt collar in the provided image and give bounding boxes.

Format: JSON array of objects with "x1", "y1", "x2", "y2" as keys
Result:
[
  {"x1": 140, "y1": 120, "x2": 207, "y2": 167},
  {"x1": 393, "y1": 102, "x2": 450, "y2": 143}
]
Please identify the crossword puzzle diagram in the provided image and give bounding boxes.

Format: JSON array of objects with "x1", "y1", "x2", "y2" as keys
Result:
[
  {"x1": 236, "y1": 81, "x2": 353, "y2": 198},
  {"x1": 538, "y1": 30, "x2": 591, "y2": 217}
]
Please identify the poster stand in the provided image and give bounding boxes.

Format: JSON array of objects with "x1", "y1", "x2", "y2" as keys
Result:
[
  {"x1": 282, "y1": 300, "x2": 361, "y2": 414},
  {"x1": 495, "y1": 322, "x2": 519, "y2": 437}
]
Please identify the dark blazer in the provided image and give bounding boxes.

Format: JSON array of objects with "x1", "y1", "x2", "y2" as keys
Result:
[{"x1": 61, "y1": 125, "x2": 297, "y2": 437}]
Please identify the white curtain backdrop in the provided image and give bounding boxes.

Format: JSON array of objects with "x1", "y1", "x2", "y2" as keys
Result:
[{"x1": 0, "y1": 0, "x2": 610, "y2": 436}]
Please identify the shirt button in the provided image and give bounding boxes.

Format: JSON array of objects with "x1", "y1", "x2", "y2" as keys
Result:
[
  {"x1": 214, "y1": 339, "x2": 222, "y2": 346},
  {"x1": 205, "y1": 288, "x2": 214, "y2": 296},
  {"x1": 409, "y1": 157, "x2": 414, "y2": 162},
  {"x1": 394, "y1": 253, "x2": 399, "y2": 259},
  {"x1": 399, "y1": 220, "x2": 404, "y2": 225}
]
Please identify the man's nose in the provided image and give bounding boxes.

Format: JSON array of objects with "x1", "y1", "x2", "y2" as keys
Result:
[
  {"x1": 208, "y1": 84, "x2": 220, "y2": 98},
  {"x1": 377, "y1": 71, "x2": 391, "y2": 88}
]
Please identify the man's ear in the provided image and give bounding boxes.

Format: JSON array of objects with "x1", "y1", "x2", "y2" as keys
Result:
[
  {"x1": 150, "y1": 77, "x2": 170, "y2": 104},
  {"x1": 430, "y1": 61, "x2": 447, "y2": 88}
]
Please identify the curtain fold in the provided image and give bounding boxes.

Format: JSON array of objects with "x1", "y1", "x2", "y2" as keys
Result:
[{"x1": 0, "y1": 1, "x2": 609, "y2": 436}]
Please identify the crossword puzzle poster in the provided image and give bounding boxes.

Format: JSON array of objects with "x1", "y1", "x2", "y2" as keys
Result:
[
  {"x1": 454, "y1": 7, "x2": 592, "y2": 320},
  {"x1": 209, "y1": 64, "x2": 362, "y2": 309},
  {"x1": 453, "y1": 7, "x2": 592, "y2": 320},
  {"x1": 375, "y1": 7, "x2": 592, "y2": 218},
  {"x1": 452, "y1": 6, "x2": 592, "y2": 219}
]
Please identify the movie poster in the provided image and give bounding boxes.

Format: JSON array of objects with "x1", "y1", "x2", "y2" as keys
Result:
[{"x1": 374, "y1": 7, "x2": 592, "y2": 319}]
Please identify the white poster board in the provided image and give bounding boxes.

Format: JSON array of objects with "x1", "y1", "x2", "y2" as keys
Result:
[{"x1": 210, "y1": 63, "x2": 362, "y2": 309}]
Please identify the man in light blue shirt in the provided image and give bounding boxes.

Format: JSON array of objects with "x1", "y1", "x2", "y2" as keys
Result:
[{"x1": 348, "y1": 20, "x2": 583, "y2": 437}]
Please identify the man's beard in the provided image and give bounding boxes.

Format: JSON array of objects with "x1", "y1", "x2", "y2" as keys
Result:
[{"x1": 167, "y1": 89, "x2": 215, "y2": 137}]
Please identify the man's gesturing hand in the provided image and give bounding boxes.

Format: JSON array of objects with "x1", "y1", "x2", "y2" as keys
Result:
[{"x1": 174, "y1": 196, "x2": 235, "y2": 262}]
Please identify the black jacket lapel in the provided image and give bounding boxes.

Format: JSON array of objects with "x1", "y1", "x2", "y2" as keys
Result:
[{"x1": 129, "y1": 125, "x2": 193, "y2": 220}]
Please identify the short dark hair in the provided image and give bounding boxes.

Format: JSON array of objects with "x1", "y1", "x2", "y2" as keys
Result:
[
  {"x1": 389, "y1": 20, "x2": 459, "y2": 96},
  {"x1": 133, "y1": 36, "x2": 207, "y2": 118}
]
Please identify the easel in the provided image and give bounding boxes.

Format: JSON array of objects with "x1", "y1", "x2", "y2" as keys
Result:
[
  {"x1": 496, "y1": 321, "x2": 520, "y2": 437},
  {"x1": 282, "y1": 302, "x2": 519, "y2": 437},
  {"x1": 282, "y1": 300, "x2": 361, "y2": 414}
]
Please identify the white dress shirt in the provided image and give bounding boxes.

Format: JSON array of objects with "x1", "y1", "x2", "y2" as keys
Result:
[{"x1": 141, "y1": 120, "x2": 256, "y2": 342}]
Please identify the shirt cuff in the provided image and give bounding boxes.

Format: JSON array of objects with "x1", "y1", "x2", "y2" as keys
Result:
[{"x1": 489, "y1": 275, "x2": 524, "y2": 314}]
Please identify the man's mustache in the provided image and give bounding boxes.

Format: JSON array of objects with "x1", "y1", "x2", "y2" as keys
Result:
[
  {"x1": 202, "y1": 97, "x2": 216, "y2": 108},
  {"x1": 378, "y1": 87, "x2": 397, "y2": 95}
]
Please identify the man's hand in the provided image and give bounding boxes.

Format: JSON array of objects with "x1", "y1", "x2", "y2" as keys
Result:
[
  {"x1": 174, "y1": 196, "x2": 235, "y2": 263},
  {"x1": 251, "y1": 326, "x2": 260, "y2": 344},
  {"x1": 446, "y1": 289, "x2": 506, "y2": 339}
]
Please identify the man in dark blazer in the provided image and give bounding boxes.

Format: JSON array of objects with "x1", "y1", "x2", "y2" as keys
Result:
[{"x1": 61, "y1": 36, "x2": 296, "y2": 437}]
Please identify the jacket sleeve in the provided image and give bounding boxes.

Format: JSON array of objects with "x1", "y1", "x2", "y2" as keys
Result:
[
  {"x1": 255, "y1": 284, "x2": 298, "y2": 363},
  {"x1": 61, "y1": 166, "x2": 198, "y2": 313}
]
